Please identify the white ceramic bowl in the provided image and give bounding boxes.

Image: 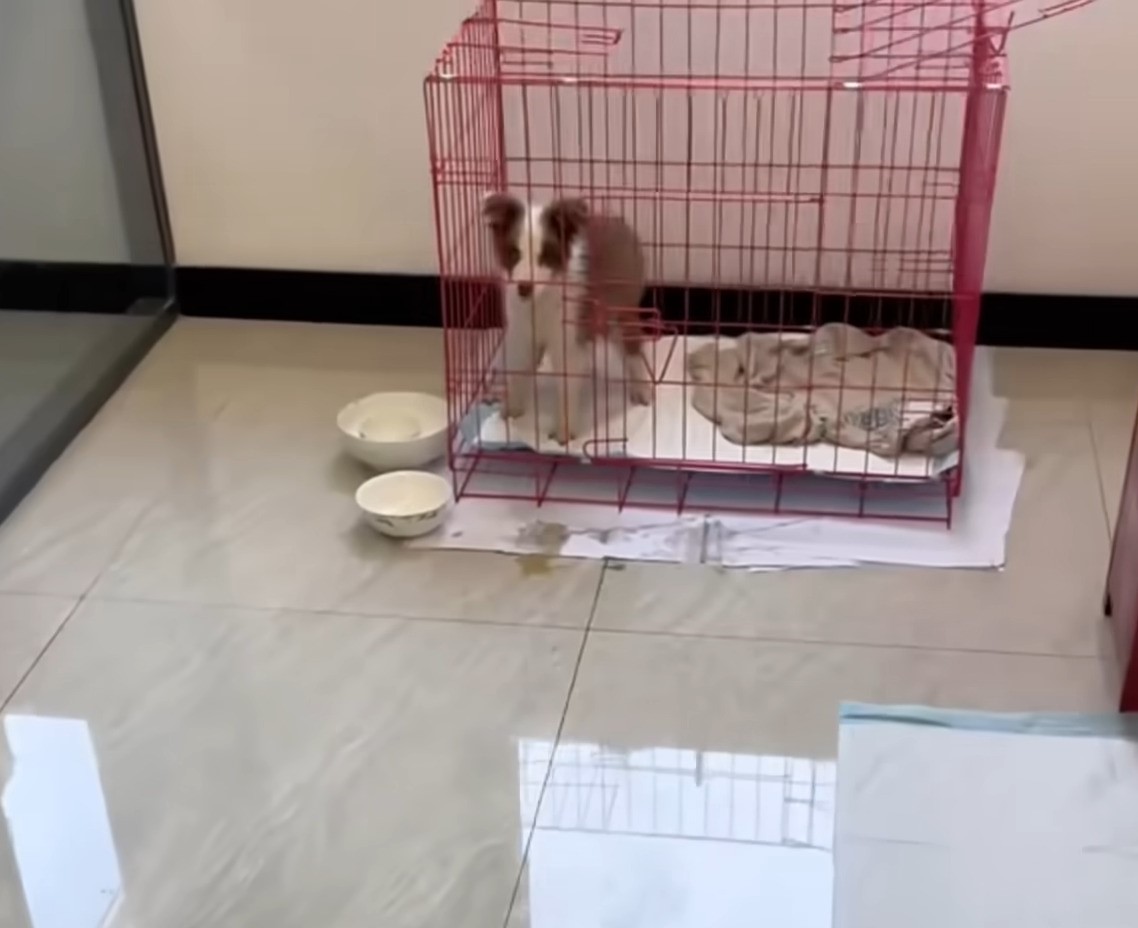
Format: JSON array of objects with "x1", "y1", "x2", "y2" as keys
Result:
[
  {"x1": 337, "y1": 392, "x2": 447, "y2": 471},
  {"x1": 355, "y1": 471, "x2": 453, "y2": 538}
]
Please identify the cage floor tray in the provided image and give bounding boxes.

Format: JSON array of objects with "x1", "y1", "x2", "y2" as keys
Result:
[{"x1": 461, "y1": 334, "x2": 958, "y2": 481}]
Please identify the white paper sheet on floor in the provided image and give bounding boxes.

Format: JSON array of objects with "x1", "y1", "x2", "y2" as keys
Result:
[
  {"x1": 835, "y1": 703, "x2": 1138, "y2": 928},
  {"x1": 408, "y1": 348, "x2": 1024, "y2": 569}
]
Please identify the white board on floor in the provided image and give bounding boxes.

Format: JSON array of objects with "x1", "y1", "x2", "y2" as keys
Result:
[{"x1": 835, "y1": 703, "x2": 1138, "y2": 928}]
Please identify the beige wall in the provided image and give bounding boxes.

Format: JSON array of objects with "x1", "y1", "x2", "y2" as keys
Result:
[
  {"x1": 987, "y1": 0, "x2": 1138, "y2": 295},
  {"x1": 136, "y1": 0, "x2": 1137, "y2": 294}
]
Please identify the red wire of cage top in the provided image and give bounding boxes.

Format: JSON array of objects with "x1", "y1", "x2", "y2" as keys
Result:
[{"x1": 431, "y1": 0, "x2": 1096, "y2": 85}]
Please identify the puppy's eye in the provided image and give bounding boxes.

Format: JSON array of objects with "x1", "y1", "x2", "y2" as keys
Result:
[{"x1": 538, "y1": 242, "x2": 562, "y2": 269}]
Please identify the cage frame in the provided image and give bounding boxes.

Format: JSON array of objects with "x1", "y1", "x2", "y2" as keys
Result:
[{"x1": 424, "y1": 0, "x2": 1097, "y2": 525}]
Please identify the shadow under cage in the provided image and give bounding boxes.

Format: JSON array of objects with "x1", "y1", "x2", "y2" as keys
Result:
[{"x1": 424, "y1": 0, "x2": 1096, "y2": 524}]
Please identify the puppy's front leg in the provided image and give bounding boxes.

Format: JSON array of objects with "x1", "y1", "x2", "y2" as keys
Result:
[
  {"x1": 626, "y1": 348, "x2": 654, "y2": 406},
  {"x1": 501, "y1": 289, "x2": 538, "y2": 419},
  {"x1": 548, "y1": 303, "x2": 587, "y2": 446}
]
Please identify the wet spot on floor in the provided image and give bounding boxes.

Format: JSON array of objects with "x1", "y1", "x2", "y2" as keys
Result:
[{"x1": 515, "y1": 521, "x2": 570, "y2": 575}]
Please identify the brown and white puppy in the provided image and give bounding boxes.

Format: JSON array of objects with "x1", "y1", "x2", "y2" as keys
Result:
[{"x1": 482, "y1": 193, "x2": 653, "y2": 445}]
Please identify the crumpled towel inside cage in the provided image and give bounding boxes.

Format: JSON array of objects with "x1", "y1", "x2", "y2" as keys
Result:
[
  {"x1": 687, "y1": 323, "x2": 958, "y2": 458},
  {"x1": 835, "y1": 703, "x2": 1138, "y2": 928}
]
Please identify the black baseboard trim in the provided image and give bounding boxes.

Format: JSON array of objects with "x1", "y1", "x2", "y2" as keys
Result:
[
  {"x1": 7, "y1": 263, "x2": 1132, "y2": 350},
  {"x1": 176, "y1": 267, "x2": 440, "y2": 327},
  {"x1": 0, "y1": 262, "x2": 169, "y2": 313},
  {"x1": 976, "y1": 293, "x2": 1138, "y2": 350},
  {"x1": 175, "y1": 267, "x2": 1138, "y2": 351}
]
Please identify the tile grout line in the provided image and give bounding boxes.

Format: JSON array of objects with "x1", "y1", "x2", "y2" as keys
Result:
[
  {"x1": 74, "y1": 592, "x2": 594, "y2": 634},
  {"x1": 498, "y1": 560, "x2": 610, "y2": 928},
  {"x1": 1084, "y1": 400, "x2": 1117, "y2": 544},
  {"x1": 588, "y1": 623, "x2": 1109, "y2": 661},
  {"x1": 0, "y1": 595, "x2": 84, "y2": 716},
  {"x1": 0, "y1": 501, "x2": 157, "y2": 713},
  {"x1": 69, "y1": 589, "x2": 1109, "y2": 661}
]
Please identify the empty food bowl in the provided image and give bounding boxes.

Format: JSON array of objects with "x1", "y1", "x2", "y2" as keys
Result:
[
  {"x1": 355, "y1": 470, "x2": 453, "y2": 538},
  {"x1": 337, "y1": 392, "x2": 447, "y2": 470}
]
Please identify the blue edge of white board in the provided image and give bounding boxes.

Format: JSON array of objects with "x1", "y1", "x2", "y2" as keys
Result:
[{"x1": 840, "y1": 702, "x2": 1138, "y2": 739}]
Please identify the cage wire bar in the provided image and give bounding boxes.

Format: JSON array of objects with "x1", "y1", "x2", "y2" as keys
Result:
[{"x1": 425, "y1": 0, "x2": 1096, "y2": 524}]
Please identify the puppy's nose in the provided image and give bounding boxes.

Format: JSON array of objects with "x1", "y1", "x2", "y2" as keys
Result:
[{"x1": 516, "y1": 282, "x2": 534, "y2": 299}]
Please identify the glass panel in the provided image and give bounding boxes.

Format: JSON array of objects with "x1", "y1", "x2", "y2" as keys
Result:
[{"x1": 0, "y1": 0, "x2": 173, "y2": 522}]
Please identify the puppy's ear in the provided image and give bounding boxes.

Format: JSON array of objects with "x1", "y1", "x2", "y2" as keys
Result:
[
  {"x1": 543, "y1": 197, "x2": 589, "y2": 242},
  {"x1": 482, "y1": 193, "x2": 524, "y2": 272},
  {"x1": 540, "y1": 198, "x2": 589, "y2": 267},
  {"x1": 482, "y1": 192, "x2": 523, "y2": 234}
]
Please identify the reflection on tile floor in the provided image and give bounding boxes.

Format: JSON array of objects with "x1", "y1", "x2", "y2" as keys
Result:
[
  {"x1": 0, "y1": 599, "x2": 579, "y2": 927},
  {"x1": 515, "y1": 740, "x2": 836, "y2": 928},
  {"x1": 0, "y1": 319, "x2": 1134, "y2": 926}
]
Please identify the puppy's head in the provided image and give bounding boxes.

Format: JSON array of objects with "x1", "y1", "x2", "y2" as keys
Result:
[{"x1": 482, "y1": 194, "x2": 588, "y2": 300}]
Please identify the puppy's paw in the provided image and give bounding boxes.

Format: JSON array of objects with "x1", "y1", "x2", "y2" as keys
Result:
[
  {"x1": 548, "y1": 422, "x2": 576, "y2": 446},
  {"x1": 628, "y1": 379, "x2": 654, "y2": 406}
]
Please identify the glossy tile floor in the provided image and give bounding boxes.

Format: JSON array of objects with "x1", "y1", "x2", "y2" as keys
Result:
[{"x1": 0, "y1": 319, "x2": 1134, "y2": 927}]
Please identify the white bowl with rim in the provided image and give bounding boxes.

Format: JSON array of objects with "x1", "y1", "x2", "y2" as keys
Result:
[
  {"x1": 337, "y1": 392, "x2": 447, "y2": 471},
  {"x1": 355, "y1": 471, "x2": 454, "y2": 538}
]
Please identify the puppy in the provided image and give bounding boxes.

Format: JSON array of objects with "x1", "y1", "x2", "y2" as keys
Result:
[{"x1": 482, "y1": 193, "x2": 653, "y2": 445}]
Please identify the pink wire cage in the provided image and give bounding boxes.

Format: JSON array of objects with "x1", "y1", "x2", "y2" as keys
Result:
[{"x1": 424, "y1": 0, "x2": 1097, "y2": 524}]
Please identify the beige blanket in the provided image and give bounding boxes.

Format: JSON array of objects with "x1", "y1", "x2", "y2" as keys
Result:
[{"x1": 686, "y1": 323, "x2": 958, "y2": 458}]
